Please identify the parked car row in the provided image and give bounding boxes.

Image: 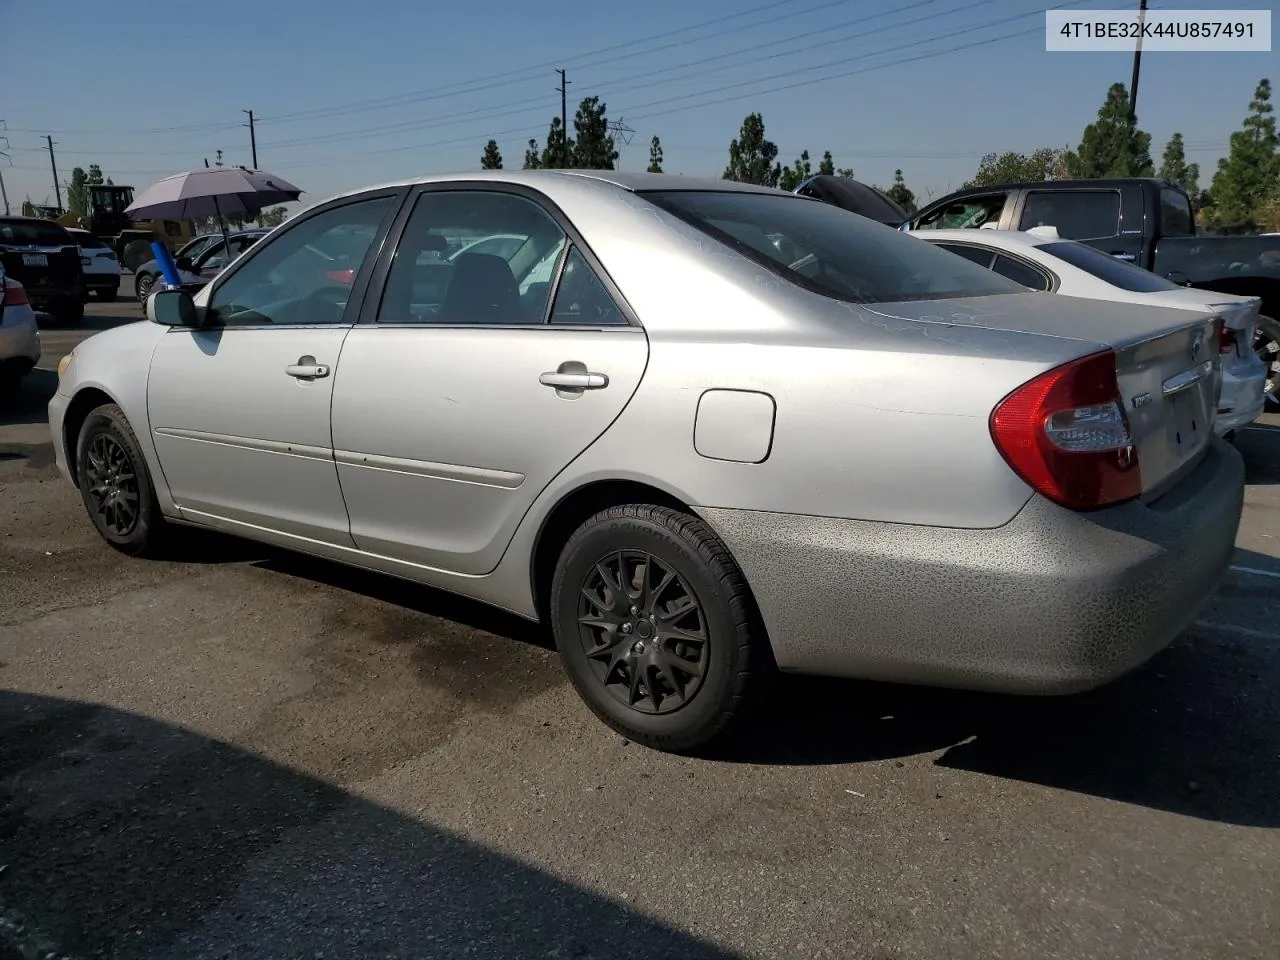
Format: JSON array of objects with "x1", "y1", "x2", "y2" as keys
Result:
[{"x1": 55, "y1": 170, "x2": 1244, "y2": 753}]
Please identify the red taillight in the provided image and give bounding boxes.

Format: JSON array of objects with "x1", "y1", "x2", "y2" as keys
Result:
[
  {"x1": 990, "y1": 349, "x2": 1141, "y2": 511},
  {"x1": 2, "y1": 280, "x2": 28, "y2": 306},
  {"x1": 1217, "y1": 320, "x2": 1238, "y2": 355}
]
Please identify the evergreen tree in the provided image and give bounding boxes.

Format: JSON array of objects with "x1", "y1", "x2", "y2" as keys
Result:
[
  {"x1": 480, "y1": 139, "x2": 503, "y2": 170},
  {"x1": 1071, "y1": 82, "x2": 1153, "y2": 178}
]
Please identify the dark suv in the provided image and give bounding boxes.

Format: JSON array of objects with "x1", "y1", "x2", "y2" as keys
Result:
[{"x1": 0, "y1": 217, "x2": 87, "y2": 325}]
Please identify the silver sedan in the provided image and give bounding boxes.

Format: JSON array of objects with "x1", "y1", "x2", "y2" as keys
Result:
[{"x1": 48, "y1": 171, "x2": 1244, "y2": 752}]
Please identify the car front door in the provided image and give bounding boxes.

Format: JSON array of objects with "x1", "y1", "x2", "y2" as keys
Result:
[
  {"x1": 329, "y1": 185, "x2": 649, "y2": 576},
  {"x1": 147, "y1": 192, "x2": 400, "y2": 544}
]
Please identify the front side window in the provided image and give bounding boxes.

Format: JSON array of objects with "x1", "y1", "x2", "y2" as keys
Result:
[
  {"x1": 378, "y1": 191, "x2": 566, "y2": 324},
  {"x1": 206, "y1": 196, "x2": 393, "y2": 327},
  {"x1": 1039, "y1": 240, "x2": 1181, "y2": 293},
  {"x1": 642, "y1": 190, "x2": 1026, "y2": 304},
  {"x1": 1019, "y1": 190, "x2": 1121, "y2": 240},
  {"x1": 913, "y1": 194, "x2": 1007, "y2": 230}
]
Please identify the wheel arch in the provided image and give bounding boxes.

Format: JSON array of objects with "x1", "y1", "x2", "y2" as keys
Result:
[
  {"x1": 61, "y1": 385, "x2": 122, "y2": 485},
  {"x1": 529, "y1": 478, "x2": 694, "y2": 625}
]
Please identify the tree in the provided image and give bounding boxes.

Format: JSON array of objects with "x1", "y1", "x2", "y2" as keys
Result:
[
  {"x1": 541, "y1": 117, "x2": 574, "y2": 169},
  {"x1": 523, "y1": 139, "x2": 542, "y2": 170},
  {"x1": 66, "y1": 167, "x2": 89, "y2": 217},
  {"x1": 778, "y1": 149, "x2": 813, "y2": 192},
  {"x1": 1158, "y1": 133, "x2": 1200, "y2": 205},
  {"x1": 259, "y1": 206, "x2": 289, "y2": 227},
  {"x1": 835, "y1": 166, "x2": 854, "y2": 178},
  {"x1": 884, "y1": 169, "x2": 917, "y2": 214},
  {"x1": 480, "y1": 139, "x2": 503, "y2": 170},
  {"x1": 1207, "y1": 79, "x2": 1279, "y2": 234},
  {"x1": 818, "y1": 151, "x2": 835, "y2": 176},
  {"x1": 1070, "y1": 82, "x2": 1153, "y2": 178},
  {"x1": 571, "y1": 96, "x2": 618, "y2": 170},
  {"x1": 723, "y1": 113, "x2": 780, "y2": 187},
  {"x1": 964, "y1": 147, "x2": 1072, "y2": 188},
  {"x1": 87, "y1": 164, "x2": 105, "y2": 186},
  {"x1": 646, "y1": 135, "x2": 664, "y2": 173}
]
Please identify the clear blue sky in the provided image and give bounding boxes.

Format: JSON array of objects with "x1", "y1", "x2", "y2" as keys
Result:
[{"x1": 0, "y1": 0, "x2": 1272, "y2": 212}]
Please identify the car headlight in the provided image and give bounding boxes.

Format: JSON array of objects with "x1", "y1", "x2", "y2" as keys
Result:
[{"x1": 57, "y1": 352, "x2": 75, "y2": 380}]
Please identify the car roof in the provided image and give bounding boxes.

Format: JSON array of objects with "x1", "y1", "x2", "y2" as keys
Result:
[
  {"x1": 911, "y1": 228, "x2": 1053, "y2": 251},
  {"x1": 321, "y1": 169, "x2": 787, "y2": 206}
]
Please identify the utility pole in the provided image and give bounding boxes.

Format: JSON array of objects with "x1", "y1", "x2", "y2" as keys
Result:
[
  {"x1": 242, "y1": 109, "x2": 258, "y2": 168},
  {"x1": 46, "y1": 134, "x2": 62, "y2": 210},
  {"x1": 556, "y1": 69, "x2": 570, "y2": 167},
  {"x1": 0, "y1": 124, "x2": 9, "y2": 215},
  {"x1": 1128, "y1": 0, "x2": 1148, "y2": 121}
]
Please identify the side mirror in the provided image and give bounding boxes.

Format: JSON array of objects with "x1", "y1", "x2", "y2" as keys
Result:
[
  {"x1": 147, "y1": 289, "x2": 199, "y2": 327},
  {"x1": 175, "y1": 256, "x2": 194, "y2": 272}
]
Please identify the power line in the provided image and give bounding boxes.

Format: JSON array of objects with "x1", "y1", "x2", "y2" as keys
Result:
[{"x1": 253, "y1": 0, "x2": 1004, "y2": 154}]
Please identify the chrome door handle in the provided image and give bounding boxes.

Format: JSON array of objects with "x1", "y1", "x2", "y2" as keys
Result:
[
  {"x1": 286, "y1": 355, "x2": 330, "y2": 379},
  {"x1": 539, "y1": 371, "x2": 609, "y2": 390}
]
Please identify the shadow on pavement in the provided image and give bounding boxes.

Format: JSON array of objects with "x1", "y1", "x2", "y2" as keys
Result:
[
  {"x1": 719, "y1": 545, "x2": 1280, "y2": 828},
  {"x1": 0, "y1": 689, "x2": 735, "y2": 960}
]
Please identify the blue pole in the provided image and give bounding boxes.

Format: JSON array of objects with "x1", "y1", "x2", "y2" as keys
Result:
[{"x1": 151, "y1": 241, "x2": 182, "y2": 288}]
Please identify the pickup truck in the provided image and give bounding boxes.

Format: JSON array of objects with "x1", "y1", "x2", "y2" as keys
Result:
[{"x1": 903, "y1": 178, "x2": 1280, "y2": 404}]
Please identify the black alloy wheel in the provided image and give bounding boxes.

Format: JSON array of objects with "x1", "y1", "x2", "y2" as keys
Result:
[
  {"x1": 76, "y1": 403, "x2": 168, "y2": 556},
  {"x1": 577, "y1": 549, "x2": 710, "y2": 715},
  {"x1": 1255, "y1": 314, "x2": 1280, "y2": 406},
  {"x1": 84, "y1": 432, "x2": 140, "y2": 538}
]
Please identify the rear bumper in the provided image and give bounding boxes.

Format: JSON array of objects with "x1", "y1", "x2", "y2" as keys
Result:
[
  {"x1": 697, "y1": 438, "x2": 1244, "y2": 695},
  {"x1": 1217, "y1": 362, "x2": 1267, "y2": 433},
  {"x1": 0, "y1": 314, "x2": 41, "y2": 365}
]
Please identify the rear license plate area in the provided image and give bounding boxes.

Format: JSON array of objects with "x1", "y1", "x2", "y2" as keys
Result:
[
  {"x1": 1165, "y1": 389, "x2": 1205, "y2": 450},
  {"x1": 23, "y1": 253, "x2": 48, "y2": 267}
]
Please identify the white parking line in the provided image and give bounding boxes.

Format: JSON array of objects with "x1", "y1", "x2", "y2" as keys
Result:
[{"x1": 1228, "y1": 564, "x2": 1280, "y2": 580}]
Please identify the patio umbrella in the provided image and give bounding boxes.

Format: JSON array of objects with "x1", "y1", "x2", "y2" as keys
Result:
[{"x1": 125, "y1": 167, "x2": 303, "y2": 244}]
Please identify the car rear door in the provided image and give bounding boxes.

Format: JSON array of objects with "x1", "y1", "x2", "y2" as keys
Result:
[
  {"x1": 147, "y1": 192, "x2": 401, "y2": 545},
  {"x1": 329, "y1": 184, "x2": 649, "y2": 577}
]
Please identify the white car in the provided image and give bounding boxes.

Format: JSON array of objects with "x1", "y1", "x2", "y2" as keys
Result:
[
  {"x1": 0, "y1": 265, "x2": 41, "y2": 397},
  {"x1": 912, "y1": 226, "x2": 1269, "y2": 437},
  {"x1": 66, "y1": 228, "x2": 122, "y2": 301}
]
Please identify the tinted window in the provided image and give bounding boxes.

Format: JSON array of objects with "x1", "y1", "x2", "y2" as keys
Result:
[
  {"x1": 913, "y1": 194, "x2": 1007, "y2": 230},
  {"x1": 378, "y1": 191, "x2": 566, "y2": 324},
  {"x1": 933, "y1": 242, "x2": 995, "y2": 268},
  {"x1": 0, "y1": 221, "x2": 74, "y2": 247},
  {"x1": 992, "y1": 254, "x2": 1051, "y2": 291},
  {"x1": 643, "y1": 190, "x2": 1025, "y2": 304},
  {"x1": 550, "y1": 247, "x2": 626, "y2": 325},
  {"x1": 207, "y1": 196, "x2": 392, "y2": 327},
  {"x1": 70, "y1": 231, "x2": 109, "y2": 249},
  {"x1": 1160, "y1": 188, "x2": 1195, "y2": 237},
  {"x1": 1019, "y1": 191, "x2": 1120, "y2": 240},
  {"x1": 1039, "y1": 240, "x2": 1182, "y2": 293}
]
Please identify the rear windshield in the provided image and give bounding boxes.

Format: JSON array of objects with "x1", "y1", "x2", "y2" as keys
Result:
[
  {"x1": 1039, "y1": 240, "x2": 1181, "y2": 293},
  {"x1": 0, "y1": 221, "x2": 74, "y2": 247},
  {"x1": 71, "y1": 232, "x2": 109, "y2": 248},
  {"x1": 640, "y1": 190, "x2": 1025, "y2": 303}
]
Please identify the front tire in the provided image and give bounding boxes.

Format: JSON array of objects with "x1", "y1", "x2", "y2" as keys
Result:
[
  {"x1": 550, "y1": 504, "x2": 772, "y2": 753},
  {"x1": 75, "y1": 403, "x2": 168, "y2": 557}
]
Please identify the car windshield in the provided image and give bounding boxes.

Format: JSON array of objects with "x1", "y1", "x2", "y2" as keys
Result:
[
  {"x1": 1039, "y1": 240, "x2": 1182, "y2": 293},
  {"x1": 640, "y1": 190, "x2": 1026, "y2": 303},
  {"x1": 0, "y1": 221, "x2": 74, "y2": 247}
]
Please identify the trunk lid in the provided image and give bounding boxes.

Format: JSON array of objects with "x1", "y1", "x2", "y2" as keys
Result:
[{"x1": 864, "y1": 292, "x2": 1222, "y2": 496}]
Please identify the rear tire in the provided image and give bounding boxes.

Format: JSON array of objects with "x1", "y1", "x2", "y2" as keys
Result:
[
  {"x1": 96, "y1": 288, "x2": 117, "y2": 302},
  {"x1": 122, "y1": 240, "x2": 153, "y2": 272},
  {"x1": 550, "y1": 503, "x2": 772, "y2": 753},
  {"x1": 1255, "y1": 314, "x2": 1279, "y2": 408},
  {"x1": 75, "y1": 403, "x2": 169, "y2": 557}
]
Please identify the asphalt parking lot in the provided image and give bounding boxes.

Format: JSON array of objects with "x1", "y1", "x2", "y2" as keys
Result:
[{"x1": 2, "y1": 275, "x2": 1279, "y2": 960}]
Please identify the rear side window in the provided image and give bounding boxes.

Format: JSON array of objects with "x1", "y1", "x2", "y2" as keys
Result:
[
  {"x1": 933, "y1": 242, "x2": 995, "y2": 268},
  {"x1": 991, "y1": 254, "x2": 1051, "y2": 291},
  {"x1": 0, "y1": 221, "x2": 74, "y2": 247},
  {"x1": 1159, "y1": 188, "x2": 1195, "y2": 237},
  {"x1": 642, "y1": 190, "x2": 1026, "y2": 304},
  {"x1": 1019, "y1": 191, "x2": 1120, "y2": 240},
  {"x1": 1039, "y1": 240, "x2": 1182, "y2": 293}
]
